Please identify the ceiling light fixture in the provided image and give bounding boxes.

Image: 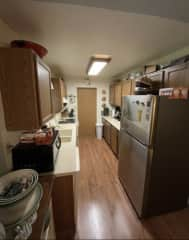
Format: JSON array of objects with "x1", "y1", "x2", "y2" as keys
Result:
[{"x1": 87, "y1": 55, "x2": 112, "y2": 76}]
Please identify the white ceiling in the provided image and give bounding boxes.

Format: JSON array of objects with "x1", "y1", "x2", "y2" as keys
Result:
[
  {"x1": 35, "y1": 0, "x2": 189, "y2": 23},
  {"x1": 1, "y1": 0, "x2": 189, "y2": 80}
]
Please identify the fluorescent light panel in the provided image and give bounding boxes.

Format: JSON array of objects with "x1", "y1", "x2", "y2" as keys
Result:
[
  {"x1": 88, "y1": 61, "x2": 107, "y2": 76},
  {"x1": 87, "y1": 55, "x2": 111, "y2": 76}
]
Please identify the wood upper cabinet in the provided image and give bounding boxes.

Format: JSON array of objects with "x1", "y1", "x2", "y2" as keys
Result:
[
  {"x1": 164, "y1": 63, "x2": 189, "y2": 88},
  {"x1": 131, "y1": 80, "x2": 136, "y2": 94},
  {"x1": 110, "y1": 84, "x2": 115, "y2": 105},
  {"x1": 110, "y1": 81, "x2": 122, "y2": 107},
  {"x1": 36, "y1": 61, "x2": 52, "y2": 123},
  {"x1": 122, "y1": 80, "x2": 132, "y2": 96},
  {"x1": 52, "y1": 78, "x2": 67, "y2": 114},
  {"x1": 114, "y1": 82, "x2": 122, "y2": 107},
  {"x1": 60, "y1": 79, "x2": 67, "y2": 99},
  {"x1": 51, "y1": 78, "x2": 62, "y2": 114},
  {"x1": 0, "y1": 48, "x2": 52, "y2": 130},
  {"x1": 122, "y1": 79, "x2": 136, "y2": 96},
  {"x1": 146, "y1": 70, "x2": 164, "y2": 88}
]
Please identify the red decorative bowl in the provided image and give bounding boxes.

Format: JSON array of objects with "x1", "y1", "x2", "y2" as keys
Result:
[{"x1": 11, "y1": 40, "x2": 48, "y2": 58}]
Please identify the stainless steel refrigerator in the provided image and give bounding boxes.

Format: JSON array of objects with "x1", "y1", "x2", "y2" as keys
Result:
[{"x1": 119, "y1": 95, "x2": 189, "y2": 218}]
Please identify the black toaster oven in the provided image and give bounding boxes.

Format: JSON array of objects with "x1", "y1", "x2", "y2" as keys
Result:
[{"x1": 12, "y1": 130, "x2": 61, "y2": 173}]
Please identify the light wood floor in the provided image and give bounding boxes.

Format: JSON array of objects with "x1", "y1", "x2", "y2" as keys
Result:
[{"x1": 77, "y1": 137, "x2": 189, "y2": 239}]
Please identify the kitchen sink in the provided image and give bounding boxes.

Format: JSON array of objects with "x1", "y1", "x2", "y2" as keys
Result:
[
  {"x1": 59, "y1": 129, "x2": 72, "y2": 136},
  {"x1": 61, "y1": 136, "x2": 72, "y2": 143},
  {"x1": 58, "y1": 129, "x2": 73, "y2": 143},
  {"x1": 58, "y1": 118, "x2": 75, "y2": 124}
]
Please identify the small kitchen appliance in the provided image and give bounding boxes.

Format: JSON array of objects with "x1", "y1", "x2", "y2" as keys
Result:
[{"x1": 12, "y1": 130, "x2": 61, "y2": 173}]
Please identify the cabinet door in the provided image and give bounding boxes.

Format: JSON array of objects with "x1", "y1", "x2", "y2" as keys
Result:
[
  {"x1": 117, "y1": 130, "x2": 120, "y2": 158},
  {"x1": 60, "y1": 79, "x2": 67, "y2": 99},
  {"x1": 114, "y1": 83, "x2": 122, "y2": 107},
  {"x1": 52, "y1": 175, "x2": 75, "y2": 239},
  {"x1": 103, "y1": 121, "x2": 108, "y2": 142},
  {"x1": 131, "y1": 80, "x2": 136, "y2": 94},
  {"x1": 51, "y1": 78, "x2": 62, "y2": 114},
  {"x1": 104, "y1": 121, "x2": 111, "y2": 145},
  {"x1": 110, "y1": 84, "x2": 115, "y2": 105},
  {"x1": 0, "y1": 48, "x2": 40, "y2": 130},
  {"x1": 36, "y1": 60, "x2": 52, "y2": 123},
  {"x1": 122, "y1": 80, "x2": 132, "y2": 96},
  {"x1": 110, "y1": 126, "x2": 118, "y2": 156},
  {"x1": 146, "y1": 70, "x2": 164, "y2": 87},
  {"x1": 164, "y1": 63, "x2": 189, "y2": 87}
]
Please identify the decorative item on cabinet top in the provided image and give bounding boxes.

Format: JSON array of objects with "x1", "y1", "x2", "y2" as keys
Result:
[{"x1": 10, "y1": 40, "x2": 48, "y2": 58}]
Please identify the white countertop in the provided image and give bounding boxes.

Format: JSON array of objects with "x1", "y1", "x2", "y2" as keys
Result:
[
  {"x1": 44, "y1": 117, "x2": 80, "y2": 177},
  {"x1": 56, "y1": 123, "x2": 78, "y2": 146},
  {"x1": 54, "y1": 144, "x2": 80, "y2": 177},
  {"x1": 103, "y1": 116, "x2": 121, "y2": 131},
  {"x1": 54, "y1": 122, "x2": 80, "y2": 177}
]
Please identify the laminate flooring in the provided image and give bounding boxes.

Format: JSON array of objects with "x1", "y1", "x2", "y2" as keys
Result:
[{"x1": 77, "y1": 137, "x2": 189, "y2": 239}]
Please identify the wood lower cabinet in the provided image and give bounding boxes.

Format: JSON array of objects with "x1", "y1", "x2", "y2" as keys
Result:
[
  {"x1": 0, "y1": 48, "x2": 52, "y2": 130},
  {"x1": 110, "y1": 126, "x2": 119, "y2": 156},
  {"x1": 164, "y1": 63, "x2": 189, "y2": 87},
  {"x1": 52, "y1": 174, "x2": 77, "y2": 239},
  {"x1": 103, "y1": 120, "x2": 111, "y2": 145},
  {"x1": 103, "y1": 120, "x2": 119, "y2": 157}
]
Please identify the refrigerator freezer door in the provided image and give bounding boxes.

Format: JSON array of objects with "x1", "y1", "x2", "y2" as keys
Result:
[
  {"x1": 118, "y1": 131, "x2": 151, "y2": 217},
  {"x1": 121, "y1": 95, "x2": 157, "y2": 146}
]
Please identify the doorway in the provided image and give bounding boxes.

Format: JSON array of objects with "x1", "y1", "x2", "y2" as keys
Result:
[{"x1": 77, "y1": 88, "x2": 97, "y2": 137}]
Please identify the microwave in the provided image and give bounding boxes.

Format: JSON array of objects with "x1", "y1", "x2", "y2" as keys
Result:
[{"x1": 12, "y1": 130, "x2": 61, "y2": 173}]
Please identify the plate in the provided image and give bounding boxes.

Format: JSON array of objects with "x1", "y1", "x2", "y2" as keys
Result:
[
  {"x1": 0, "y1": 169, "x2": 38, "y2": 205},
  {"x1": 5, "y1": 183, "x2": 43, "y2": 230}
]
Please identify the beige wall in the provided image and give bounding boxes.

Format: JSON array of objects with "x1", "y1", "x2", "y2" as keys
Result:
[
  {"x1": 0, "y1": 18, "x2": 21, "y2": 176},
  {"x1": 0, "y1": 19, "x2": 18, "y2": 46}
]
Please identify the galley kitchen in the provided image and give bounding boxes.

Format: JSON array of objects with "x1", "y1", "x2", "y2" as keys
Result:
[{"x1": 0, "y1": 0, "x2": 189, "y2": 239}]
